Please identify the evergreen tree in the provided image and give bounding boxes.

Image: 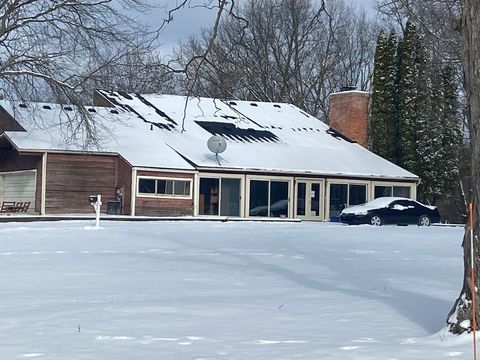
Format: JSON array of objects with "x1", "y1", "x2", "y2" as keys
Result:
[
  {"x1": 370, "y1": 31, "x2": 398, "y2": 162},
  {"x1": 413, "y1": 33, "x2": 436, "y2": 202},
  {"x1": 370, "y1": 20, "x2": 462, "y2": 204},
  {"x1": 397, "y1": 21, "x2": 419, "y2": 173},
  {"x1": 426, "y1": 61, "x2": 445, "y2": 200},
  {"x1": 439, "y1": 64, "x2": 462, "y2": 196},
  {"x1": 369, "y1": 30, "x2": 389, "y2": 157},
  {"x1": 385, "y1": 32, "x2": 400, "y2": 163}
]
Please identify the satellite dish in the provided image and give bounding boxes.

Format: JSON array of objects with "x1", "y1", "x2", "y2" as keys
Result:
[{"x1": 207, "y1": 135, "x2": 227, "y2": 155}]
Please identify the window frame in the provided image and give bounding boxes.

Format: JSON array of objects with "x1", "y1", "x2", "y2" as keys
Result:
[
  {"x1": 137, "y1": 176, "x2": 193, "y2": 199},
  {"x1": 246, "y1": 175, "x2": 293, "y2": 219},
  {"x1": 371, "y1": 181, "x2": 415, "y2": 200},
  {"x1": 196, "y1": 173, "x2": 245, "y2": 217},
  {"x1": 325, "y1": 179, "x2": 370, "y2": 219}
]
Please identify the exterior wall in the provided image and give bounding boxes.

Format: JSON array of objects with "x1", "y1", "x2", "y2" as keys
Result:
[
  {"x1": 135, "y1": 170, "x2": 195, "y2": 217},
  {"x1": 116, "y1": 156, "x2": 132, "y2": 215},
  {"x1": 195, "y1": 170, "x2": 418, "y2": 221},
  {"x1": 0, "y1": 148, "x2": 43, "y2": 212},
  {"x1": 92, "y1": 91, "x2": 114, "y2": 107},
  {"x1": 45, "y1": 153, "x2": 118, "y2": 214},
  {"x1": 0, "y1": 107, "x2": 26, "y2": 132},
  {"x1": 328, "y1": 91, "x2": 369, "y2": 148}
]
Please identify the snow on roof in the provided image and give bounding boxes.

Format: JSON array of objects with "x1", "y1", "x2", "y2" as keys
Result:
[
  {"x1": 1, "y1": 101, "x2": 195, "y2": 171},
  {"x1": 96, "y1": 91, "x2": 419, "y2": 180},
  {"x1": 1, "y1": 93, "x2": 419, "y2": 180}
]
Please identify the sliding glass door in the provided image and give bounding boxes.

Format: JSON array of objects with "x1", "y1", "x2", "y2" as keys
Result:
[
  {"x1": 199, "y1": 176, "x2": 241, "y2": 216},
  {"x1": 248, "y1": 177, "x2": 292, "y2": 218}
]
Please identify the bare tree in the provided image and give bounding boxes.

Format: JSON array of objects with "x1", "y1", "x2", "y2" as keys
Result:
[
  {"x1": 377, "y1": 0, "x2": 462, "y2": 64},
  {"x1": 0, "y1": 0, "x2": 151, "y2": 143},
  {"x1": 173, "y1": 0, "x2": 377, "y2": 120},
  {"x1": 81, "y1": 45, "x2": 177, "y2": 95}
]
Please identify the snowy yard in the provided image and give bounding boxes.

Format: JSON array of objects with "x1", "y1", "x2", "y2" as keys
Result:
[{"x1": 0, "y1": 220, "x2": 472, "y2": 359}]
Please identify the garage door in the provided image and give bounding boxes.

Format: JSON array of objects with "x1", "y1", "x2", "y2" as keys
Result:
[{"x1": 0, "y1": 170, "x2": 36, "y2": 213}]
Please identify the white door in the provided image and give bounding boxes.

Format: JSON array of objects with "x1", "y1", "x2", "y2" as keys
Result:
[
  {"x1": 296, "y1": 180, "x2": 324, "y2": 220},
  {"x1": 0, "y1": 171, "x2": 36, "y2": 212}
]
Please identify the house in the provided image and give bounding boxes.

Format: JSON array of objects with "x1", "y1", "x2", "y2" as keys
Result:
[{"x1": 0, "y1": 90, "x2": 419, "y2": 220}]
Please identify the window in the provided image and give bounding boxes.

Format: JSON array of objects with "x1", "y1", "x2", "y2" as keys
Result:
[
  {"x1": 393, "y1": 186, "x2": 411, "y2": 198},
  {"x1": 374, "y1": 185, "x2": 411, "y2": 199},
  {"x1": 199, "y1": 178, "x2": 219, "y2": 215},
  {"x1": 374, "y1": 186, "x2": 392, "y2": 198},
  {"x1": 329, "y1": 183, "x2": 367, "y2": 217},
  {"x1": 199, "y1": 177, "x2": 241, "y2": 216},
  {"x1": 138, "y1": 177, "x2": 191, "y2": 197},
  {"x1": 296, "y1": 182, "x2": 306, "y2": 216},
  {"x1": 349, "y1": 185, "x2": 366, "y2": 206},
  {"x1": 249, "y1": 179, "x2": 290, "y2": 218},
  {"x1": 329, "y1": 184, "x2": 348, "y2": 217},
  {"x1": 138, "y1": 179, "x2": 155, "y2": 194}
]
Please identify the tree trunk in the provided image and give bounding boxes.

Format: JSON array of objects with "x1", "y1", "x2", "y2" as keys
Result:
[{"x1": 447, "y1": 0, "x2": 480, "y2": 334}]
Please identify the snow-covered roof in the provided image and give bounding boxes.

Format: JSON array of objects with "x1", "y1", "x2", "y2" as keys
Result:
[
  {"x1": 0, "y1": 101, "x2": 194, "y2": 171},
  {"x1": 96, "y1": 91, "x2": 419, "y2": 180},
  {"x1": 0, "y1": 93, "x2": 419, "y2": 180}
]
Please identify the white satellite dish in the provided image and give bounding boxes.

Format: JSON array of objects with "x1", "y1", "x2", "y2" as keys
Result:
[{"x1": 207, "y1": 135, "x2": 227, "y2": 155}]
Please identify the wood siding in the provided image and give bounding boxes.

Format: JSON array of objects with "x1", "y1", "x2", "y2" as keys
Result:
[
  {"x1": 116, "y1": 156, "x2": 132, "y2": 215},
  {"x1": 45, "y1": 153, "x2": 118, "y2": 214},
  {"x1": 0, "y1": 107, "x2": 26, "y2": 132},
  {"x1": 135, "y1": 170, "x2": 195, "y2": 216}
]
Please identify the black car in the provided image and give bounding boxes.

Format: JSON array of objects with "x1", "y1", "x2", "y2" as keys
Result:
[{"x1": 340, "y1": 197, "x2": 441, "y2": 226}]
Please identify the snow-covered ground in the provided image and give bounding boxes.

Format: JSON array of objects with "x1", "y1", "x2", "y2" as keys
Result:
[{"x1": 0, "y1": 220, "x2": 472, "y2": 359}]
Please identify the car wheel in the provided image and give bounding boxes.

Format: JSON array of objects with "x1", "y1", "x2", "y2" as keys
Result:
[
  {"x1": 418, "y1": 215, "x2": 431, "y2": 226},
  {"x1": 370, "y1": 215, "x2": 382, "y2": 226}
]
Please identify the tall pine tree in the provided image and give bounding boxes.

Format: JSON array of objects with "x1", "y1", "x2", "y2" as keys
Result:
[
  {"x1": 439, "y1": 65, "x2": 462, "y2": 197},
  {"x1": 397, "y1": 21, "x2": 419, "y2": 174},
  {"x1": 369, "y1": 20, "x2": 462, "y2": 204},
  {"x1": 370, "y1": 31, "x2": 398, "y2": 162}
]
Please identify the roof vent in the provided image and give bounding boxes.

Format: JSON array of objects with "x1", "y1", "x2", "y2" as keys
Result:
[
  {"x1": 42, "y1": 105, "x2": 51, "y2": 110},
  {"x1": 340, "y1": 85, "x2": 356, "y2": 92},
  {"x1": 18, "y1": 103, "x2": 27, "y2": 108},
  {"x1": 88, "y1": 108, "x2": 96, "y2": 113}
]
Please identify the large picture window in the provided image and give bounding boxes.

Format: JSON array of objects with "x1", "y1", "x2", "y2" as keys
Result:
[
  {"x1": 249, "y1": 179, "x2": 290, "y2": 218},
  {"x1": 329, "y1": 183, "x2": 367, "y2": 217},
  {"x1": 199, "y1": 177, "x2": 241, "y2": 216},
  {"x1": 138, "y1": 177, "x2": 191, "y2": 198}
]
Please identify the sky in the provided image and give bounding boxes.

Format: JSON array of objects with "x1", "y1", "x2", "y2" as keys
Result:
[{"x1": 146, "y1": 0, "x2": 378, "y2": 52}]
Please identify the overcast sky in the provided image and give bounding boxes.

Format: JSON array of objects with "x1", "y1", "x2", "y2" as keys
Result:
[{"x1": 146, "y1": 0, "x2": 378, "y2": 52}]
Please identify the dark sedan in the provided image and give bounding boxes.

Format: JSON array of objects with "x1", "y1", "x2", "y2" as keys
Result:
[{"x1": 340, "y1": 197, "x2": 441, "y2": 226}]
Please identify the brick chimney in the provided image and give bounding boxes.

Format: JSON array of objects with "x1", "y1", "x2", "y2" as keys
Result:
[{"x1": 328, "y1": 88, "x2": 369, "y2": 148}]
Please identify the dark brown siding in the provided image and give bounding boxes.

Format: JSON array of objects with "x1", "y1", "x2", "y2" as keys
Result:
[
  {"x1": 135, "y1": 170, "x2": 195, "y2": 216},
  {"x1": 92, "y1": 91, "x2": 114, "y2": 107},
  {"x1": 45, "y1": 153, "x2": 118, "y2": 214},
  {"x1": 0, "y1": 148, "x2": 43, "y2": 212},
  {"x1": 116, "y1": 156, "x2": 132, "y2": 215},
  {"x1": 0, "y1": 106, "x2": 26, "y2": 132}
]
